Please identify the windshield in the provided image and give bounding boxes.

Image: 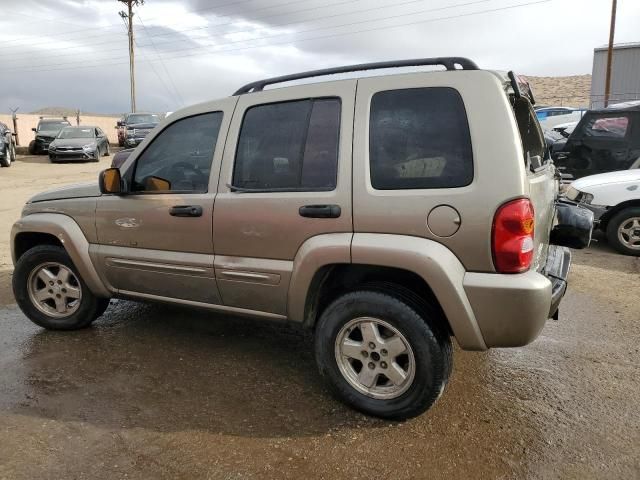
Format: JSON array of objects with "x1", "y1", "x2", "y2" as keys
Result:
[
  {"x1": 57, "y1": 127, "x2": 95, "y2": 139},
  {"x1": 127, "y1": 114, "x2": 159, "y2": 124},
  {"x1": 38, "y1": 121, "x2": 70, "y2": 132}
]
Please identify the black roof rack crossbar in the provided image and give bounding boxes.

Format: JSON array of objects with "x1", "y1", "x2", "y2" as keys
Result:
[{"x1": 233, "y1": 57, "x2": 478, "y2": 95}]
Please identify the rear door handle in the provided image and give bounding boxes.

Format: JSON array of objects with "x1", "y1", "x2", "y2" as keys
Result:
[
  {"x1": 169, "y1": 205, "x2": 203, "y2": 217},
  {"x1": 299, "y1": 204, "x2": 341, "y2": 218}
]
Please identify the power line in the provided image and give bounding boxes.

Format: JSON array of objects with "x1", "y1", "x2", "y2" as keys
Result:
[
  {"x1": 1, "y1": 0, "x2": 554, "y2": 75},
  {"x1": 137, "y1": 14, "x2": 185, "y2": 108},
  {"x1": 0, "y1": 0, "x2": 267, "y2": 50},
  {"x1": 1, "y1": 0, "x2": 504, "y2": 68},
  {"x1": 119, "y1": 14, "x2": 172, "y2": 110},
  {"x1": 0, "y1": 0, "x2": 333, "y2": 59}
]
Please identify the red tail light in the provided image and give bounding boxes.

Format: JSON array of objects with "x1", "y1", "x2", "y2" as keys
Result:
[{"x1": 492, "y1": 198, "x2": 535, "y2": 273}]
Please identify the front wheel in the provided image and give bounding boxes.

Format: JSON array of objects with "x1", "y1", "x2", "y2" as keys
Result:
[
  {"x1": 606, "y1": 207, "x2": 640, "y2": 256},
  {"x1": 12, "y1": 245, "x2": 111, "y2": 330},
  {"x1": 314, "y1": 290, "x2": 452, "y2": 420},
  {"x1": 103, "y1": 142, "x2": 110, "y2": 156}
]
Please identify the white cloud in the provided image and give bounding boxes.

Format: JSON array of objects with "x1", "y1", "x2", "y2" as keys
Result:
[{"x1": 0, "y1": 0, "x2": 638, "y2": 113}]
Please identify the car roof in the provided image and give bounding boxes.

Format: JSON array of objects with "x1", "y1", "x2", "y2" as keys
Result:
[{"x1": 590, "y1": 101, "x2": 640, "y2": 114}]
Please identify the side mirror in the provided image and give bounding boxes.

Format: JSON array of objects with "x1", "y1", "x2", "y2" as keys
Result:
[
  {"x1": 117, "y1": 121, "x2": 124, "y2": 127},
  {"x1": 99, "y1": 168, "x2": 122, "y2": 194},
  {"x1": 11, "y1": 132, "x2": 17, "y2": 137},
  {"x1": 31, "y1": 127, "x2": 37, "y2": 132}
]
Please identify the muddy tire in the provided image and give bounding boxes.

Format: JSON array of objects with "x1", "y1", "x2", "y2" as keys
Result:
[
  {"x1": 314, "y1": 290, "x2": 452, "y2": 420},
  {"x1": 12, "y1": 245, "x2": 110, "y2": 330},
  {"x1": 606, "y1": 207, "x2": 640, "y2": 256},
  {"x1": 28, "y1": 140, "x2": 36, "y2": 155},
  {"x1": 104, "y1": 142, "x2": 110, "y2": 156}
]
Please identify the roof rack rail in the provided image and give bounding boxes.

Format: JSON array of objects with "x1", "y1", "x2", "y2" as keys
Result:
[{"x1": 233, "y1": 57, "x2": 479, "y2": 95}]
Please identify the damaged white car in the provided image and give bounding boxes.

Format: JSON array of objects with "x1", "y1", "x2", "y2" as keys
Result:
[{"x1": 565, "y1": 170, "x2": 640, "y2": 255}]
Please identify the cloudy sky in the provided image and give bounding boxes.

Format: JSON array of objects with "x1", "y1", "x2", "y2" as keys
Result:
[{"x1": 0, "y1": 0, "x2": 638, "y2": 114}]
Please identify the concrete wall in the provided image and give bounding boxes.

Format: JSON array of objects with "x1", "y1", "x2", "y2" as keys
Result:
[
  {"x1": 0, "y1": 114, "x2": 120, "y2": 146},
  {"x1": 592, "y1": 43, "x2": 640, "y2": 108}
]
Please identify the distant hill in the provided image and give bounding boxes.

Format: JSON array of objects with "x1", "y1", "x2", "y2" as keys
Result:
[
  {"x1": 29, "y1": 107, "x2": 122, "y2": 117},
  {"x1": 526, "y1": 75, "x2": 592, "y2": 108}
]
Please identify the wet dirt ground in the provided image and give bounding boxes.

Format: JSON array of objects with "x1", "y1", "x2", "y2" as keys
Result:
[{"x1": 0, "y1": 156, "x2": 639, "y2": 479}]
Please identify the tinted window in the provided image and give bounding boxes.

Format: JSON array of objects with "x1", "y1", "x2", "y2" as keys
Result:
[
  {"x1": 233, "y1": 98, "x2": 341, "y2": 191},
  {"x1": 585, "y1": 115, "x2": 629, "y2": 138},
  {"x1": 132, "y1": 112, "x2": 223, "y2": 193},
  {"x1": 369, "y1": 88, "x2": 473, "y2": 190}
]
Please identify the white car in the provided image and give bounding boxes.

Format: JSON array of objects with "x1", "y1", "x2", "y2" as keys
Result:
[{"x1": 565, "y1": 170, "x2": 640, "y2": 255}]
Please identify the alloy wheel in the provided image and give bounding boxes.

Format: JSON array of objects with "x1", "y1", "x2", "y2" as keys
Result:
[
  {"x1": 27, "y1": 262, "x2": 82, "y2": 318},
  {"x1": 335, "y1": 317, "x2": 416, "y2": 400},
  {"x1": 618, "y1": 217, "x2": 640, "y2": 250}
]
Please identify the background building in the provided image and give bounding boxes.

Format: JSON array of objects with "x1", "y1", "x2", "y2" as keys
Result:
[{"x1": 591, "y1": 42, "x2": 640, "y2": 108}]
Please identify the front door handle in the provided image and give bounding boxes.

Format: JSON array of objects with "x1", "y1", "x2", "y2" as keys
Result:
[
  {"x1": 299, "y1": 204, "x2": 341, "y2": 219},
  {"x1": 169, "y1": 205, "x2": 203, "y2": 217}
]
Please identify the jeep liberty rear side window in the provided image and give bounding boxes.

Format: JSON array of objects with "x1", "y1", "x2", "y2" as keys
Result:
[
  {"x1": 369, "y1": 87, "x2": 473, "y2": 190},
  {"x1": 233, "y1": 98, "x2": 341, "y2": 191}
]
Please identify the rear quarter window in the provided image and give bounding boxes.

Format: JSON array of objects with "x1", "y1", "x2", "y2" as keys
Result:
[{"x1": 369, "y1": 87, "x2": 473, "y2": 190}]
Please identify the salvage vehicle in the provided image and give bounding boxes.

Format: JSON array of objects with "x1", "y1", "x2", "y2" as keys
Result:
[
  {"x1": 565, "y1": 169, "x2": 640, "y2": 255},
  {"x1": 11, "y1": 58, "x2": 593, "y2": 419},
  {"x1": 48, "y1": 126, "x2": 110, "y2": 162},
  {"x1": 0, "y1": 121, "x2": 17, "y2": 167},
  {"x1": 29, "y1": 117, "x2": 71, "y2": 154},
  {"x1": 116, "y1": 113, "x2": 160, "y2": 148},
  {"x1": 554, "y1": 102, "x2": 640, "y2": 179},
  {"x1": 535, "y1": 106, "x2": 577, "y2": 121}
]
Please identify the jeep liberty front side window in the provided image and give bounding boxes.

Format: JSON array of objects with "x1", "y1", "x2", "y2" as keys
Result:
[
  {"x1": 132, "y1": 112, "x2": 223, "y2": 193},
  {"x1": 232, "y1": 98, "x2": 341, "y2": 191}
]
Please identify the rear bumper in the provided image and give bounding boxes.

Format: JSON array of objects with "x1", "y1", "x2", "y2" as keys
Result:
[{"x1": 463, "y1": 245, "x2": 571, "y2": 348}]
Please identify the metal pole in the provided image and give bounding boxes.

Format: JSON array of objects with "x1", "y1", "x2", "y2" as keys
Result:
[
  {"x1": 10, "y1": 107, "x2": 19, "y2": 146},
  {"x1": 604, "y1": 0, "x2": 617, "y2": 107},
  {"x1": 128, "y1": 0, "x2": 136, "y2": 112}
]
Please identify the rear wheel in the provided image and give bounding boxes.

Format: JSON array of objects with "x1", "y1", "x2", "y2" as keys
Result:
[
  {"x1": 314, "y1": 290, "x2": 452, "y2": 420},
  {"x1": 606, "y1": 207, "x2": 640, "y2": 256},
  {"x1": 12, "y1": 245, "x2": 111, "y2": 330}
]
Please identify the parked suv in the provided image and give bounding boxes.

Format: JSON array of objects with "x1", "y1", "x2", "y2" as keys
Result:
[
  {"x1": 0, "y1": 121, "x2": 16, "y2": 167},
  {"x1": 11, "y1": 58, "x2": 592, "y2": 419},
  {"x1": 29, "y1": 117, "x2": 71, "y2": 154},
  {"x1": 116, "y1": 113, "x2": 160, "y2": 147},
  {"x1": 554, "y1": 101, "x2": 640, "y2": 179}
]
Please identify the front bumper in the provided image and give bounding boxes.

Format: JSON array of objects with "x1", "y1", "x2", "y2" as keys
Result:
[
  {"x1": 463, "y1": 245, "x2": 571, "y2": 348},
  {"x1": 35, "y1": 138, "x2": 54, "y2": 151},
  {"x1": 125, "y1": 137, "x2": 145, "y2": 147},
  {"x1": 49, "y1": 150, "x2": 99, "y2": 161}
]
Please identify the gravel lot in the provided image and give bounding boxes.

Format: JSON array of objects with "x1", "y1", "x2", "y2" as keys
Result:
[{"x1": 0, "y1": 155, "x2": 639, "y2": 479}]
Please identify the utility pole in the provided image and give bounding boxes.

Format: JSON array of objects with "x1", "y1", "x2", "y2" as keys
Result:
[
  {"x1": 76, "y1": 109, "x2": 81, "y2": 126},
  {"x1": 10, "y1": 107, "x2": 19, "y2": 146},
  {"x1": 604, "y1": 0, "x2": 617, "y2": 107},
  {"x1": 118, "y1": 0, "x2": 144, "y2": 113}
]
